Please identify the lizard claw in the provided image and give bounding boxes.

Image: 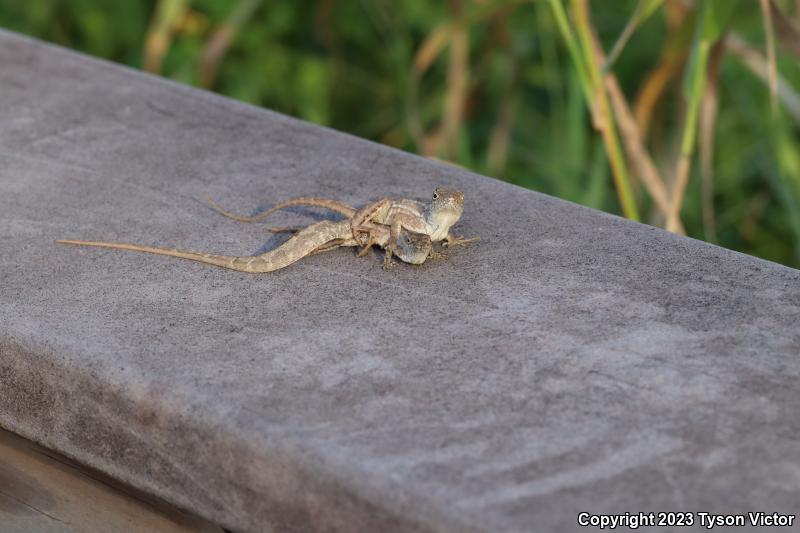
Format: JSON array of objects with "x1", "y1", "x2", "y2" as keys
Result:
[
  {"x1": 444, "y1": 235, "x2": 479, "y2": 248},
  {"x1": 428, "y1": 249, "x2": 448, "y2": 260},
  {"x1": 264, "y1": 226, "x2": 301, "y2": 234}
]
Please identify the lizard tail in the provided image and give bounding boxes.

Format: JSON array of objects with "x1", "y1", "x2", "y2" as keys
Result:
[
  {"x1": 206, "y1": 194, "x2": 356, "y2": 223},
  {"x1": 55, "y1": 239, "x2": 276, "y2": 272},
  {"x1": 56, "y1": 220, "x2": 353, "y2": 274}
]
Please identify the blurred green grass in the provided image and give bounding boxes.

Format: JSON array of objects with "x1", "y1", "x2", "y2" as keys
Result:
[{"x1": 1, "y1": 0, "x2": 798, "y2": 267}]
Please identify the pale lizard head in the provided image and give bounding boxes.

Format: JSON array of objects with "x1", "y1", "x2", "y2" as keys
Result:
[
  {"x1": 427, "y1": 187, "x2": 464, "y2": 240},
  {"x1": 395, "y1": 231, "x2": 432, "y2": 265}
]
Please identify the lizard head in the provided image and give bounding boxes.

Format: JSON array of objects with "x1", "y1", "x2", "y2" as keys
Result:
[
  {"x1": 394, "y1": 231, "x2": 432, "y2": 265},
  {"x1": 431, "y1": 187, "x2": 464, "y2": 212},
  {"x1": 427, "y1": 187, "x2": 464, "y2": 238}
]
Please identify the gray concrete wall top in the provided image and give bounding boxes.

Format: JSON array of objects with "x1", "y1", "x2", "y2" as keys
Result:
[{"x1": 1, "y1": 30, "x2": 799, "y2": 532}]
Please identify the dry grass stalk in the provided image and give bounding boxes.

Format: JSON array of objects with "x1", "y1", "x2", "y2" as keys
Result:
[
  {"x1": 760, "y1": 0, "x2": 779, "y2": 112},
  {"x1": 588, "y1": 28, "x2": 681, "y2": 231},
  {"x1": 573, "y1": 0, "x2": 639, "y2": 220},
  {"x1": 726, "y1": 33, "x2": 800, "y2": 122},
  {"x1": 144, "y1": 0, "x2": 188, "y2": 74},
  {"x1": 770, "y1": 0, "x2": 800, "y2": 57},
  {"x1": 438, "y1": 7, "x2": 469, "y2": 160},
  {"x1": 199, "y1": 0, "x2": 262, "y2": 89},
  {"x1": 667, "y1": 156, "x2": 692, "y2": 233},
  {"x1": 487, "y1": 94, "x2": 517, "y2": 175},
  {"x1": 633, "y1": 0, "x2": 690, "y2": 136}
]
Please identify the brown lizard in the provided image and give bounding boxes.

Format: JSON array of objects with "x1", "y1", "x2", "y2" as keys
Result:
[
  {"x1": 56, "y1": 219, "x2": 432, "y2": 273},
  {"x1": 207, "y1": 187, "x2": 477, "y2": 264}
]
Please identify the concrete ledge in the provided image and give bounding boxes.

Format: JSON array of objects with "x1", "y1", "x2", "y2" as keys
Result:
[
  {"x1": 1, "y1": 30, "x2": 799, "y2": 532},
  {"x1": 0, "y1": 427, "x2": 225, "y2": 532}
]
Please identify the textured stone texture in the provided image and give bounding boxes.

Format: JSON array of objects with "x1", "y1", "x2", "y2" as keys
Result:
[{"x1": 1, "y1": 30, "x2": 799, "y2": 533}]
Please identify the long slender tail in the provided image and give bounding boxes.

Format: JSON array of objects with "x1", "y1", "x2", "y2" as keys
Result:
[
  {"x1": 56, "y1": 220, "x2": 353, "y2": 273},
  {"x1": 206, "y1": 194, "x2": 356, "y2": 223},
  {"x1": 56, "y1": 239, "x2": 271, "y2": 272}
]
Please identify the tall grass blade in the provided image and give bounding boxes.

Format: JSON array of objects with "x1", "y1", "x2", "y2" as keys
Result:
[
  {"x1": 199, "y1": 0, "x2": 263, "y2": 89},
  {"x1": 415, "y1": 23, "x2": 453, "y2": 74},
  {"x1": 667, "y1": 0, "x2": 738, "y2": 232},
  {"x1": 597, "y1": 36, "x2": 678, "y2": 229},
  {"x1": 411, "y1": 0, "x2": 521, "y2": 156},
  {"x1": 633, "y1": 4, "x2": 694, "y2": 137},
  {"x1": 546, "y1": 0, "x2": 591, "y2": 99},
  {"x1": 603, "y1": 0, "x2": 666, "y2": 73},
  {"x1": 769, "y1": 0, "x2": 800, "y2": 57},
  {"x1": 571, "y1": 0, "x2": 640, "y2": 221},
  {"x1": 144, "y1": 0, "x2": 189, "y2": 73},
  {"x1": 760, "y1": 0, "x2": 778, "y2": 113}
]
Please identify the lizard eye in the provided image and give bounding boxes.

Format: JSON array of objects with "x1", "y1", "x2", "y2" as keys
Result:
[
  {"x1": 405, "y1": 236, "x2": 412, "y2": 244},
  {"x1": 432, "y1": 192, "x2": 439, "y2": 200}
]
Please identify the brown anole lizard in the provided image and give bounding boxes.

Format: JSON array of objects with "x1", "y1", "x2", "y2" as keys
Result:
[{"x1": 207, "y1": 187, "x2": 478, "y2": 264}]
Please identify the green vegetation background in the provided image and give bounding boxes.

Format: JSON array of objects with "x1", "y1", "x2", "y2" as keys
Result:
[{"x1": 2, "y1": 0, "x2": 798, "y2": 267}]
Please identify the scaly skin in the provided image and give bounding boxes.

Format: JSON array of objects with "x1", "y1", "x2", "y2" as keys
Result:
[
  {"x1": 56, "y1": 219, "x2": 431, "y2": 273},
  {"x1": 352, "y1": 188, "x2": 465, "y2": 243}
]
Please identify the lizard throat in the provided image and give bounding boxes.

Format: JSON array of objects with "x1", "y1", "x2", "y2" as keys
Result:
[{"x1": 427, "y1": 210, "x2": 460, "y2": 241}]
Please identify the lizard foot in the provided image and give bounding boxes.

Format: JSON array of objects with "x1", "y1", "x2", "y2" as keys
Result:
[
  {"x1": 428, "y1": 249, "x2": 448, "y2": 260},
  {"x1": 382, "y1": 247, "x2": 397, "y2": 270},
  {"x1": 355, "y1": 230, "x2": 375, "y2": 257}
]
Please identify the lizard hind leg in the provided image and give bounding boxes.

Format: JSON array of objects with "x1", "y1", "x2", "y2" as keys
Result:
[
  {"x1": 351, "y1": 197, "x2": 390, "y2": 250},
  {"x1": 309, "y1": 239, "x2": 345, "y2": 256},
  {"x1": 351, "y1": 222, "x2": 379, "y2": 258}
]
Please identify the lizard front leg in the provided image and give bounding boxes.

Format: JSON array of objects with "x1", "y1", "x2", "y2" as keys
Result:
[
  {"x1": 382, "y1": 247, "x2": 397, "y2": 270},
  {"x1": 378, "y1": 212, "x2": 433, "y2": 267},
  {"x1": 381, "y1": 219, "x2": 405, "y2": 270}
]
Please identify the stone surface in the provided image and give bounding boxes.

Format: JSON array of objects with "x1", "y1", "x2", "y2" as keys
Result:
[{"x1": 1, "y1": 30, "x2": 799, "y2": 533}]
